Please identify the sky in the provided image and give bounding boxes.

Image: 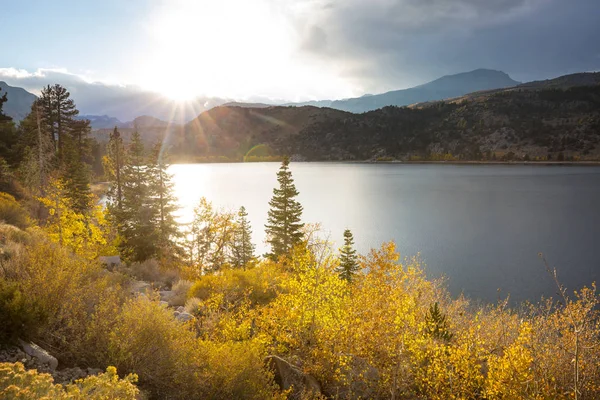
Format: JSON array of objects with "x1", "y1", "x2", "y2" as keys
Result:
[{"x1": 0, "y1": 0, "x2": 599, "y2": 103}]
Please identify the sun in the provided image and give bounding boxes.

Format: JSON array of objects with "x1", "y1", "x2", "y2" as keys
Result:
[{"x1": 137, "y1": 0, "x2": 357, "y2": 102}]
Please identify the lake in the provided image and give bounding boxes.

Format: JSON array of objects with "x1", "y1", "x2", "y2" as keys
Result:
[{"x1": 170, "y1": 163, "x2": 600, "y2": 304}]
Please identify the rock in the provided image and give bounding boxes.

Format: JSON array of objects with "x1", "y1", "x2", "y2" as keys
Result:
[
  {"x1": 175, "y1": 312, "x2": 194, "y2": 322},
  {"x1": 87, "y1": 367, "x2": 103, "y2": 376},
  {"x1": 159, "y1": 290, "x2": 175, "y2": 301},
  {"x1": 98, "y1": 255, "x2": 121, "y2": 270},
  {"x1": 174, "y1": 311, "x2": 181, "y2": 317},
  {"x1": 130, "y1": 280, "x2": 152, "y2": 295},
  {"x1": 176, "y1": 306, "x2": 185, "y2": 313},
  {"x1": 265, "y1": 355, "x2": 321, "y2": 397},
  {"x1": 18, "y1": 340, "x2": 58, "y2": 371}
]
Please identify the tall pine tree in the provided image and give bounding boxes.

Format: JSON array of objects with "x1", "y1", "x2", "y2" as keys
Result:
[
  {"x1": 115, "y1": 131, "x2": 158, "y2": 262},
  {"x1": 105, "y1": 127, "x2": 126, "y2": 209},
  {"x1": 148, "y1": 141, "x2": 181, "y2": 261},
  {"x1": 230, "y1": 206, "x2": 255, "y2": 268},
  {"x1": 265, "y1": 156, "x2": 304, "y2": 260},
  {"x1": 336, "y1": 229, "x2": 359, "y2": 282}
]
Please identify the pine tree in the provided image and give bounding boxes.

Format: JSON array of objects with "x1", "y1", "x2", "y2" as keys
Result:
[
  {"x1": 230, "y1": 206, "x2": 255, "y2": 268},
  {"x1": 147, "y1": 141, "x2": 181, "y2": 261},
  {"x1": 105, "y1": 127, "x2": 126, "y2": 209},
  {"x1": 265, "y1": 156, "x2": 304, "y2": 260},
  {"x1": 336, "y1": 229, "x2": 359, "y2": 282},
  {"x1": 51, "y1": 84, "x2": 78, "y2": 161},
  {"x1": 63, "y1": 144, "x2": 92, "y2": 214},
  {"x1": 17, "y1": 101, "x2": 55, "y2": 201},
  {"x1": 425, "y1": 302, "x2": 453, "y2": 342},
  {"x1": 0, "y1": 88, "x2": 19, "y2": 167},
  {"x1": 115, "y1": 131, "x2": 158, "y2": 262}
]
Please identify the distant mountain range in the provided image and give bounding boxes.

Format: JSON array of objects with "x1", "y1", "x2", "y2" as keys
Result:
[
  {"x1": 0, "y1": 81, "x2": 37, "y2": 121},
  {"x1": 2, "y1": 68, "x2": 522, "y2": 125},
  {"x1": 165, "y1": 72, "x2": 600, "y2": 161},
  {"x1": 327, "y1": 69, "x2": 520, "y2": 113}
]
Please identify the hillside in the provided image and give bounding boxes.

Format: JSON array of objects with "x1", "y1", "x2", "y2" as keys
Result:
[
  {"x1": 324, "y1": 69, "x2": 519, "y2": 113},
  {"x1": 0, "y1": 81, "x2": 36, "y2": 121},
  {"x1": 169, "y1": 106, "x2": 349, "y2": 160},
  {"x1": 173, "y1": 73, "x2": 600, "y2": 161}
]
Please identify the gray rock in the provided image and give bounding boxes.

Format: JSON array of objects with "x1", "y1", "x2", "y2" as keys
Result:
[
  {"x1": 87, "y1": 367, "x2": 103, "y2": 376},
  {"x1": 265, "y1": 355, "x2": 321, "y2": 397},
  {"x1": 159, "y1": 290, "x2": 175, "y2": 301},
  {"x1": 130, "y1": 280, "x2": 151, "y2": 295},
  {"x1": 98, "y1": 255, "x2": 121, "y2": 269},
  {"x1": 175, "y1": 312, "x2": 194, "y2": 322},
  {"x1": 18, "y1": 340, "x2": 58, "y2": 371},
  {"x1": 176, "y1": 306, "x2": 185, "y2": 313}
]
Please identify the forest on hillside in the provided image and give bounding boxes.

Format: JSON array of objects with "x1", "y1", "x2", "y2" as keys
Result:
[{"x1": 1, "y1": 84, "x2": 600, "y2": 399}]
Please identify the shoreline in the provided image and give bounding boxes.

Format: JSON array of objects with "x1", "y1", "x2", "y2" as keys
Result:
[{"x1": 171, "y1": 160, "x2": 600, "y2": 166}]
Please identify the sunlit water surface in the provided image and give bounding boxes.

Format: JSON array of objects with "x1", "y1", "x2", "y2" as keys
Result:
[{"x1": 170, "y1": 163, "x2": 600, "y2": 303}]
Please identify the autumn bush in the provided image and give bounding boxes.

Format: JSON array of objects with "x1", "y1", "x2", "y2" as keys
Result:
[
  {"x1": 188, "y1": 263, "x2": 285, "y2": 307},
  {"x1": 107, "y1": 295, "x2": 280, "y2": 399},
  {"x1": 0, "y1": 192, "x2": 28, "y2": 229},
  {"x1": 253, "y1": 242, "x2": 600, "y2": 399},
  {"x1": 126, "y1": 258, "x2": 180, "y2": 288},
  {"x1": 0, "y1": 362, "x2": 139, "y2": 399},
  {"x1": 0, "y1": 280, "x2": 46, "y2": 345}
]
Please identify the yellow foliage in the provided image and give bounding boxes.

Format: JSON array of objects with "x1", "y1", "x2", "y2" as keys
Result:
[
  {"x1": 37, "y1": 178, "x2": 112, "y2": 260},
  {"x1": 0, "y1": 362, "x2": 138, "y2": 399}
]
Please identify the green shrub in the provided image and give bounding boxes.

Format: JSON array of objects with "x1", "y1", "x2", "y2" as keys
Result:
[
  {"x1": 0, "y1": 279, "x2": 46, "y2": 345},
  {"x1": 0, "y1": 193, "x2": 28, "y2": 229}
]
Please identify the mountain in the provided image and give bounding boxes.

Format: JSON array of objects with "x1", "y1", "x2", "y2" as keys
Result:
[
  {"x1": 0, "y1": 81, "x2": 37, "y2": 121},
  {"x1": 77, "y1": 115, "x2": 124, "y2": 129},
  {"x1": 322, "y1": 69, "x2": 520, "y2": 113},
  {"x1": 169, "y1": 72, "x2": 600, "y2": 162},
  {"x1": 91, "y1": 115, "x2": 184, "y2": 145}
]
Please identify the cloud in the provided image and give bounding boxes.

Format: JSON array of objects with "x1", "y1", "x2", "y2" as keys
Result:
[
  {"x1": 289, "y1": 0, "x2": 600, "y2": 92},
  {"x1": 0, "y1": 68, "x2": 228, "y2": 122}
]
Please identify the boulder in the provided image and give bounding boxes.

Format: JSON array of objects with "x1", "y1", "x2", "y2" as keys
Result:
[
  {"x1": 159, "y1": 290, "x2": 175, "y2": 301},
  {"x1": 265, "y1": 355, "x2": 321, "y2": 398},
  {"x1": 175, "y1": 312, "x2": 194, "y2": 322},
  {"x1": 129, "y1": 280, "x2": 151, "y2": 295},
  {"x1": 176, "y1": 306, "x2": 185, "y2": 313},
  {"x1": 98, "y1": 255, "x2": 121, "y2": 270},
  {"x1": 18, "y1": 340, "x2": 58, "y2": 371}
]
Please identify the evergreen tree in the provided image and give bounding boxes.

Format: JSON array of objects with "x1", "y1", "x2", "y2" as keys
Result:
[
  {"x1": 105, "y1": 127, "x2": 126, "y2": 211},
  {"x1": 63, "y1": 143, "x2": 92, "y2": 213},
  {"x1": 336, "y1": 229, "x2": 359, "y2": 282},
  {"x1": 17, "y1": 101, "x2": 55, "y2": 201},
  {"x1": 0, "y1": 89, "x2": 19, "y2": 167},
  {"x1": 425, "y1": 302, "x2": 453, "y2": 342},
  {"x1": 115, "y1": 132, "x2": 158, "y2": 262},
  {"x1": 265, "y1": 156, "x2": 304, "y2": 260},
  {"x1": 148, "y1": 141, "x2": 181, "y2": 261},
  {"x1": 230, "y1": 206, "x2": 255, "y2": 268},
  {"x1": 51, "y1": 84, "x2": 79, "y2": 161}
]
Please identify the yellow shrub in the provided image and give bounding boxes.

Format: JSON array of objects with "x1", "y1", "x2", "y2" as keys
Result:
[
  {"x1": 0, "y1": 192, "x2": 28, "y2": 229},
  {"x1": 0, "y1": 362, "x2": 138, "y2": 399},
  {"x1": 189, "y1": 262, "x2": 285, "y2": 307}
]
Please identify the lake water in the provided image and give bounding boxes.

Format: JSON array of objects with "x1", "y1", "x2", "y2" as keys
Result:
[{"x1": 170, "y1": 163, "x2": 600, "y2": 304}]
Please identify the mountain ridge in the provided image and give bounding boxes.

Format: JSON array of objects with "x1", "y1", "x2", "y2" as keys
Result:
[
  {"x1": 0, "y1": 81, "x2": 37, "y2": 121},
  {"x1": 166, "y1": 71, "x2": 600, "y2": 161}
]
